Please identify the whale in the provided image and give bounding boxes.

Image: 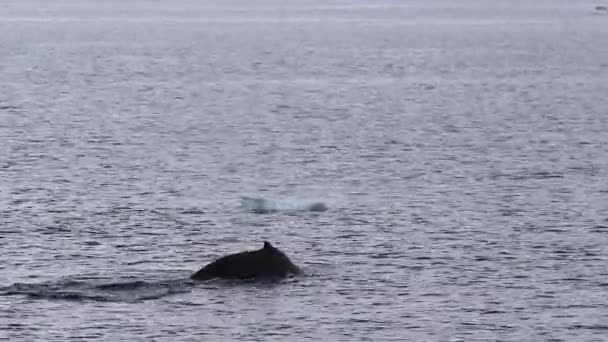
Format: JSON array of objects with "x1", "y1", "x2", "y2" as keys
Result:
[{"x1": 190, "y1": 241, "x2": 303, "y2": 281}]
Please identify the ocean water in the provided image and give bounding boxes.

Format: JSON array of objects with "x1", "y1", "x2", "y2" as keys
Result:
[{"x1": 1, "y1": 0, "x2": 608, "y2": 341}]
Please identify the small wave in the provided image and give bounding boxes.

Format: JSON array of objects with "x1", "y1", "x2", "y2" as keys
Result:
[
  {"x1": 0, "y1": 104, "x2": 21, "y2": 111},
  {"x1": 1, "y1": 278, "x2": 193, "y2": 303},
  {"x1": 239, "y1": 196, "x2": 328, "y2": 214}
]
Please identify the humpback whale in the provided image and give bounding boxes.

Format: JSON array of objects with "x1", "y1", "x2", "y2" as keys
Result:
[{"x1": 190, "y1": 241, "x2": 303, "y2": 281}]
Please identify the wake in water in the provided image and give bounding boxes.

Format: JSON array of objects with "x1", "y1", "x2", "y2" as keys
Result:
[
  {"x1": 1, "y1": 275, "x2": 307, "y2": 303},
  {"x1": 1, "y1": 278, "x2": 193, "y2": 303},
  {"x1": 239, "y1": 196, "x2": 328, "y2": 214}
]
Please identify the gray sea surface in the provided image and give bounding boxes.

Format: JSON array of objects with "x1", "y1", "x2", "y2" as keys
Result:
[{"x1": 1, "y1": 0, "x2": 608, "y2": 341}]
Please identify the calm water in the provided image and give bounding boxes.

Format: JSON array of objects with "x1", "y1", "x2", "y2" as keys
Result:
[{"x1": 1, "y1": 0, "x2": 608, "y2": 341}]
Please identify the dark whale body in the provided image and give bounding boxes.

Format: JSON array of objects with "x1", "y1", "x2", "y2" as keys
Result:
[{"x1": 190, "y1": 241, "x2": 303, "y2": 281}]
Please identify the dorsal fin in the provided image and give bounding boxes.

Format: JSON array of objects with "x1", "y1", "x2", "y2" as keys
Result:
[{"x1": 263, "y1": 241, "x2": 273, "y2": 250}]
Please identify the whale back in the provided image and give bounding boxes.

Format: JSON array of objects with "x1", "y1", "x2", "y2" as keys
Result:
[{"x1": 191, "y1": 241, "x2": 302, "y2": 281}]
